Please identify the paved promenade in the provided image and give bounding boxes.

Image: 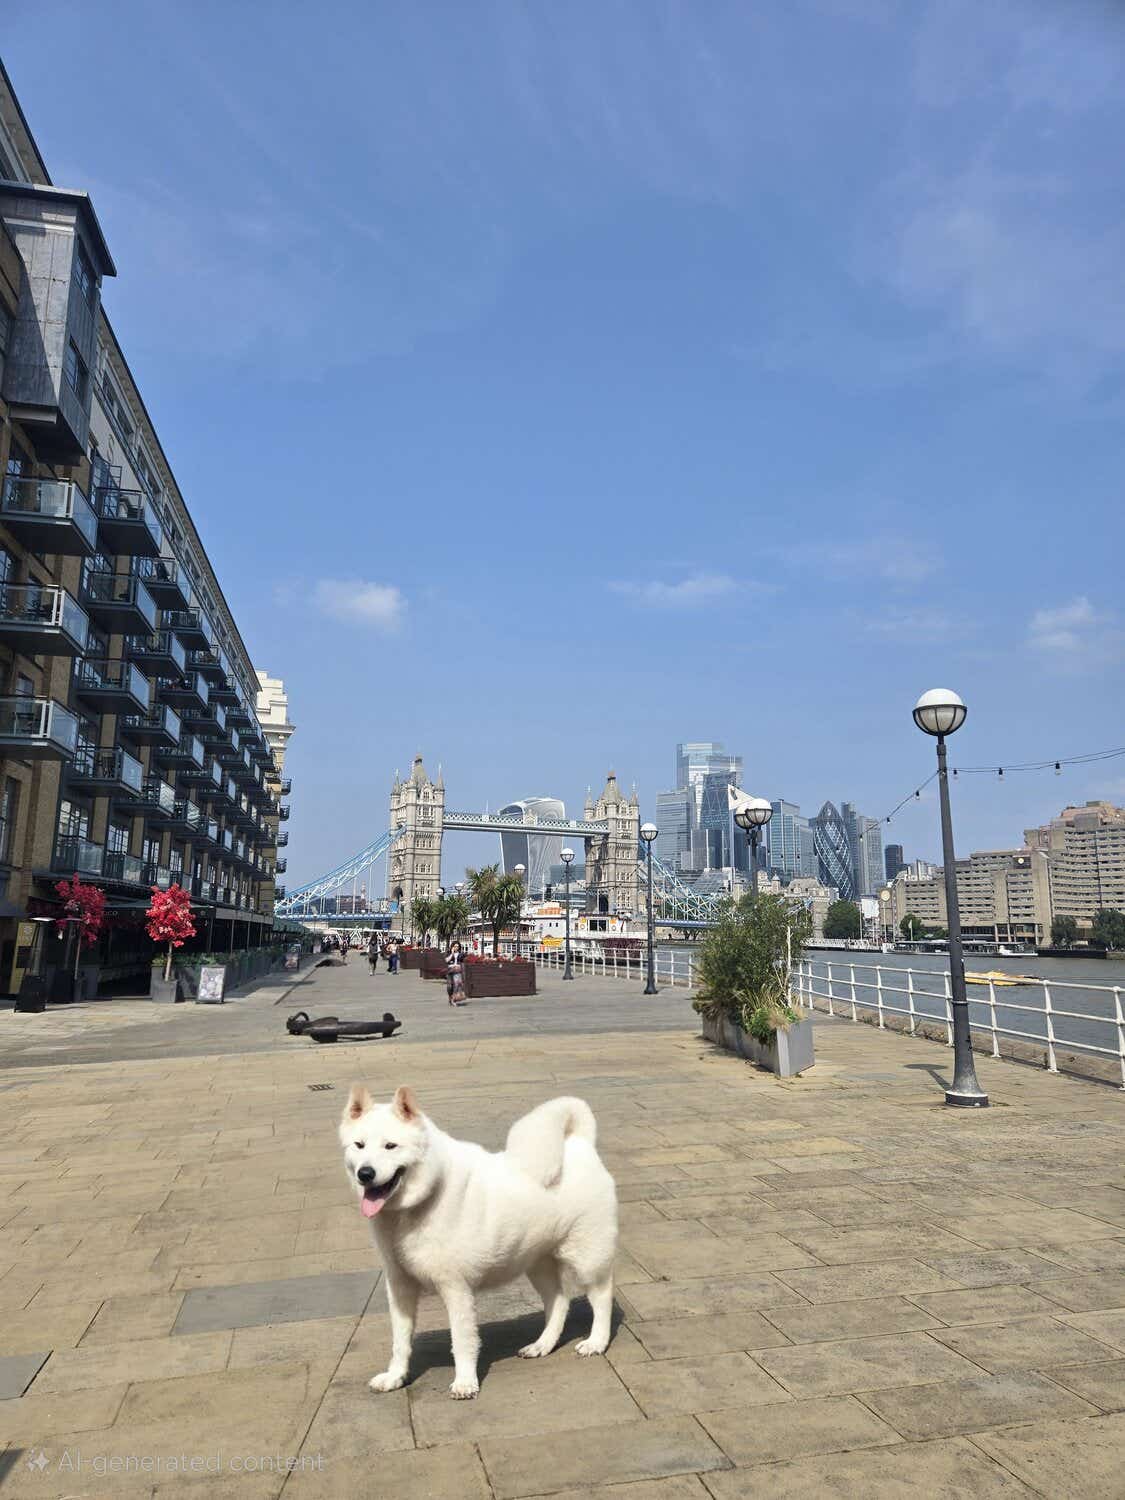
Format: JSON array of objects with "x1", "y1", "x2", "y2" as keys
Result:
[{"x1": 1, "y1": 961, "x2": 1124, "y2": 1497}]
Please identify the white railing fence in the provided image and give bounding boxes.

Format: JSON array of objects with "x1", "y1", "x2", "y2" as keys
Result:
[
  {"x1": 532, "y1": 947, "x2": 697, "y2": 988},
  {"x1": 795, "y1": 959, "x2": 1125, "y2": 1090}
]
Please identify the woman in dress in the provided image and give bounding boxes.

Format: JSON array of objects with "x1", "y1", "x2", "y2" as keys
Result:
[{"x1": 445, "y1": 940, "x2": 467, "y2": 1006}]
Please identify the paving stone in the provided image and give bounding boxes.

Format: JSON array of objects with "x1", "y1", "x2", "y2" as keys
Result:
[
  {"x1": 786, "y1": 1224, "x2": 979, "y2": 1265},
  {"x1": 698, "y1": 1393, "x2": 899, "y2": 1467},
  {"x1": 0, "y1": 1302, "x2": 101, "y2": 1355},
  {"x1": 622, "y1": 1274, "x2": 805, "y2": 1321},
  {"x1": 619, "y1": 1351, "x2": 789, "y2": 1416},
  {"x1": 755, "y1": 1331, "x2": 983, "y2": 1397},
  {"x1": 702, "y1": 1435, "x2": 1036, "y2": 1498},
  {"x1": 774, "y1": 1258, "x2": 961, "y2": 1304},
  {"x1": 863, "y1": 1368, "x2": 1098, "y2": 1439},
  {"x1": 1032, "y1": 1238, "x2": 1125, "y2": 1274},
  {"x1": 173, "y1": 1269, "x2": 378, "y2": 1334},
  {"x1": 1058, "y1": 1308, "x2": 1125, "y2": 1354},
  {"x1": 78, "y1": 1291, "x2": 185, "y2": 1346},
  {"x1": 628, "y1": 1234, "x2": 819, "y2": 1280},
  {"x1": 284, "y1": 1442, "x2": 492, "y2": 1500},
  {"x1": 909, "y1": 1284, "x2": 1066, "y2": 1325},
  {"x1": 32, "y1": 1330, "x2": 231, "y2": 1395},
  {"x1": 480, "y1": 1415, "x2": 731, "y2": 1498},
  {"x1": 929, "y1": 1315, "x2": 1123, "y2": 1373},
  {"x1": 1028, "y1": 1272, "x2": 1125, "y2": 1313},
  {"x1": 917, "y1": 1248, "x2": 1069, "y2": 1287},
  {"x1": 227, "y1": 1314, "x2": 358, "y2": 1370},
  {"x1": 410, "y1": 1347, "x2": 640, "y2": 1446},
  {"x1": 1042, "y1": 1359, "x2": 1125, "y2": 1411},
  {"x1": 527, "y1": 1480, "x2": 711, "y2": 1500},
  {"x1": 0, "y1": 1352, "x2": 48, "y2": 1399},
  {"x1": 973, "y1": 1411, "x2": 1125, "y2": 1500},
  {"x1": 632, "y1": 1312, "x2": 791, "y2": 1359},
  {"x1": 0, "y1": 1383, "x2": 126, "y2": 1441},
  {"x1": 943, "y1": 1210, "x2": 1124, "y2": 1248},
  {"x1": 761, "y1": 1295, "x2": 942, "y2": 1344}
]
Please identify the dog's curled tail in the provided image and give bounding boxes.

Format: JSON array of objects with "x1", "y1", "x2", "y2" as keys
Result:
[{"x1": 505, "y1": 1096, "x2": 597, "y2": 1187}]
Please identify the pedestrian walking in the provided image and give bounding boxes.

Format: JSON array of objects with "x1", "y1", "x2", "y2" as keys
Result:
[
  {"x1": 388, "y1": 940, "x2": 399, "y2": 975},
  {"x1": 367, "y1": 936, "x2": 379, "y2": 974},
  {"x1": 445, "y1": 940, "x2": 467, "y2": 1006}
]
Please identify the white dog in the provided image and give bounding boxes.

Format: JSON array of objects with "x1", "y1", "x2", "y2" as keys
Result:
[{"x1": 340, "y1": 1083, "x2": 618, "y2": 1399}]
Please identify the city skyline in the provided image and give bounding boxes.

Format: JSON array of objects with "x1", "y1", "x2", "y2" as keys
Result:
[{"x1": 4, "y1": 8, "x2": 1121, "y2": 895}]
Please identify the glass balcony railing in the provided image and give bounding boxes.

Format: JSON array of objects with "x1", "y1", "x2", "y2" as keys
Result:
[
  {"x1": 127, "y1": 629, "x2": 188, "y2": 675},
  {"x1": 103, "y1": 850, "x2": 146, "y2": 885},
  {"x1": 73, "y1": 657, "x2": 151, "y2": 710},
  {"x1": 82, "y1": 571, "x2": 158, "y2": 631},
  {"x1": 52, "y1": 834, "x2": 104, "y2": 876},
  {"x1": 119, "y1": 704, "x2": 182, "y2": 744},
  {"x1": 171, "y1": 799, "x2": 205, "y2": 834},
  {"x1": 140, "y1": 776, "x2": 177, "y2": 817},
  {"x1": 1, "y1": 476, "x2": 98, "y2": 555},
  {"x1": 91, "y1": 485, "x2": 163, "y2": 557},
  {"x1": 0, "y1": 697, "x2": 79, "y2": 757},
  {"x1": 71, "y1": 745, "x2": 144, "y2": 795},
  {"x1": 0, "y1": 584, "x2": 89, "y2": 653}
]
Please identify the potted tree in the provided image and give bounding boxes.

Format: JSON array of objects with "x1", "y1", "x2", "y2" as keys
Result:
[
  {"x1": 54, "y1": 877, "x2": 106, "y2": 1002},
  {"x1": 693, "y1": 892, "x2": 814, "y2": 1077},
  {"x1": 146, "y1": 884, "x2": 196, "y2": 1002}
]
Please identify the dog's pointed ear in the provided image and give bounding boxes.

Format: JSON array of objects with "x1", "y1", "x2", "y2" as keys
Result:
[
  {"x1": 344, "y1": 1083, "x2": 373, "y2": 1123},
  {"x1": 392, "y1": 1085, "x2": 419, "y2": 1122}
]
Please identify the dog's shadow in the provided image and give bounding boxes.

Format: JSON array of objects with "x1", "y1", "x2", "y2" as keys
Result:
[{"x1": 406, "y1": 1298, "x2": 627, "y2": 1382}]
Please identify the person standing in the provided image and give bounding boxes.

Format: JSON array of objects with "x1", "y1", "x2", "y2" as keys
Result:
[
  {"x1": 367, "y1": 935, "x2": 380, "y2": 974},
  {"x1": 445, "y1": 940, "x2": 467, "y2": 1006}
]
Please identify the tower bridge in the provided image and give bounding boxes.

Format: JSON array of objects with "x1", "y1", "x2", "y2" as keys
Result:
[{"x1": 274, "y1": 753, "x2": 730, "y2": 929}]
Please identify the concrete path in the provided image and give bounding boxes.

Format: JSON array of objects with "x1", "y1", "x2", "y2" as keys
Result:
[{"x1": 0, "y1": 965, "x2": 1123, "y2": 1497}]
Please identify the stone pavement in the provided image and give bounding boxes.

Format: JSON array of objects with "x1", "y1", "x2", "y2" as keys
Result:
[{"x1": 0, "y1": 964, "x2": 1124, "y2": 1498}]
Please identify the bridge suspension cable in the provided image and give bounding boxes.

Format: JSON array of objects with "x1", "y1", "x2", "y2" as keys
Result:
[{"x1": 274, "y1": 827, "x2": 401, "y2": 920}]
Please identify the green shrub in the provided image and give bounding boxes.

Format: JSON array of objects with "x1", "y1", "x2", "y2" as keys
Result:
[{"x1": 692, "y1": 892, "x2": 811, "y2": 1041}]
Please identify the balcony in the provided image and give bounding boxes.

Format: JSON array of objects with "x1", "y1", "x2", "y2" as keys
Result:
[
  {"x1": 73, "y1": 657, "x2": 151, "y2": 715},
  {"x1": 169, "y1": 611, "x2": 212, "y2": 650},
  {"x1": 133, "y1": 555, "x2": 189, "y2": 611},
  {"x1": 157, "y1": 670, "x2": 208, "y2": 712},
  {"x1": 52, "y1": 834, "x2": 104, "y2": 877},
  {"x1": 102, "y1": 850, "x2": 147, "y2": 886},
  {"x1": 189, "y1": 645, "x2": 226, "y2": 684},
  {"x1": 275, "y1": 859, "x2": 287, "y2": 875},
  {"x1": 275, "y1": 885, "x2": 286, "y2": 900},
  {"x1": 278, "y1": 804, "x2": 291, "y2": 821},
  {"x1": 0, "y1": 584, "x2": 89, "y2": 655},
  {"x1": 277, "y1": 777, "x2": 292, "y2": 797},
  {"x1": 1, "y1": 476, "x2": 98, "y2": 557},
  {"x1": 69, "y1": 745, "x2": 144, "y2": 799},
  {"x1": 204, "y1": 816, "x2": 220, "y2": 847},
  {"x1": 134, "y1": 775, "x2": 177, "y2": 820},
  {"x1": 126, "y1": 629, "x2": 187, "y2": 678},
  {"x1": 91, "y1": 485, "x2": 163, "y2": 558},
  {"x1": 142, "y1": 863, "x2": 173, "y2": 891},
  {"x1": 82, "y1": 571, "x2": 158, "y2": 634},
  {"x1": 119, "y1": 704, "x2": 182, "y2": 748},
  {"x1": 157, "y1": 733, "x2": 206, "y2": 774},
  {"x1": 276, "y1": 831, "x2": 289, "y2": 847},
  {"x1": 0, "y1": 697, "x2": 78, "y2": 759},
  {"x1": 195, "y1": 704, "x2": 227, "y2": 742},
  {"x1": 216, "y1": 732, "x2": 242, "y2": 766},
  {"x1": 226, "y1": 697, "x2": 253, "y2": 729},
  {"x1": 168, "y1": 798, "x2": 205, "y2": 837}
]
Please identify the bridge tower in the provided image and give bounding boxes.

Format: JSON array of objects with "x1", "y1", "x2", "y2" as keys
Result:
[
  {"x1": 583, "y1": 771, "x2": 641, "y2": 915},
  {"x1": 387, "y1": 754, "x2": 444, "y2": 936}
]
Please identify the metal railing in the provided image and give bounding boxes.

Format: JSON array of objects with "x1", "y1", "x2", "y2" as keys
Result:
[
  {"x1": 0, "y1": 696, "x2": 79, "y2": 753},
  {"x1": 0, "y1": 584, "x2": 88, "y2": 643},
  {"x1": 797, "y1": 959, "x2": 1125, "y2": 1090},
  {"x1": 532, "y1": 947, "x2": 698, "y2": 987},
  {"x1": 1, "y1": 476, "x2": 98, "y2": 549}
]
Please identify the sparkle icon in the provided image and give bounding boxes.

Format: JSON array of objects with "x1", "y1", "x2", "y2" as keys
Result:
[{"x1": 27, "y1": 1451, "x2": 50, "y2": 1472}]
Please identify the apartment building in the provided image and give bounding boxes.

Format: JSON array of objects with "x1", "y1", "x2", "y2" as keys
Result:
[
  {"x1": 0, "y1": 60, "x2": 289, "y2": 993},
  {"x1": 887, "y1": 849, "x2": 1053, "y2": 946},
  {"x1": 1024, "y1": 802, "x2": 1125, "y2": 927}
]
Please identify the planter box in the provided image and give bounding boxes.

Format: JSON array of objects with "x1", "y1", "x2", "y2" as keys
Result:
[
  {"x1": 398, "y1": 948, "x2": 425, "y2": 972},
  {"x1": 463, "y1": 960, "x2": 536, "y2": 998},
  {"x1": 150, "y1": 973, "x2": 180, "y2": 1004},
  {"x1": 420, "y1": 949, "x2": 447, "y2": 980},
  {"x1": 701, "y1": 1010, "x2": 815, "y2": 1077}
]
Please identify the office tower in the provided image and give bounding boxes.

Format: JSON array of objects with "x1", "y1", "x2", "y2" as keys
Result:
[
  {"x1": 812, "y1": 802, "x2": 856, "y2": 900},
  {"x1": 497, "y1": 797, "x2": 565, "y2": 897},
  {"x1": 884, "y1": 843, "x2": 906, "y2": 883}
]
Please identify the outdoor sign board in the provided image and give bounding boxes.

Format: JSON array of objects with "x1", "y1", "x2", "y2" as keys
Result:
[{"x1": 197, "y1": 964, "x2": 226, "y2": 1003}]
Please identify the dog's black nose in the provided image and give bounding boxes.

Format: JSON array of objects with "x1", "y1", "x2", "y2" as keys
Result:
[{"x1": 357, "y1": 1165, "x2": 375, "y2": 1185}]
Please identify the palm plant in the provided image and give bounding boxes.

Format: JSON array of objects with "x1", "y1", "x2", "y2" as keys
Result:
[
  {"x1": 465, "y1": 863, "x2": 499, "y2": 952},
  {"x1": 410, "y1": 894, "x2": 438, "y2": 948},
  {"x1": 435, "y1": 893, "x2": 470, "y2": 947},
  {"x1": 482, "y1": 873, "x2": 524, "y2": 959}
]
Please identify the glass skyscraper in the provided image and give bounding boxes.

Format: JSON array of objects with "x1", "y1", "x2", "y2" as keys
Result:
[
  {"x1": 813, "y1": 801, "x2": 856, "y2": 900},
  {"x1": 659, "y1": 742, "x2": 744, "y2": 876},
  {"x1": 498, "y1": 797, "x2": 565, "y2": 896}
]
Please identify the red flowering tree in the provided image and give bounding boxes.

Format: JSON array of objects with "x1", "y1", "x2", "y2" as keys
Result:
[
  {"x1": 146, "y1": 884, "x2": 196, "y2": 981},
  {"x1": 54, "y1": 878, "x2": 106, "y2": 951}
]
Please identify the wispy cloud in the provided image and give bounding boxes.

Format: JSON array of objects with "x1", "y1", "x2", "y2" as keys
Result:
[
  {"x1": 609, "y1": 573, "x2": 737, "y2": 608},
  {"x1": 863, "y1": 606, "x2": 967, "y2": 642},
  {"x1": 313, "y1": 579, "x2": 405, "y2": 631},
  {"x1": 781, "y1": 537, "x2": 941, "y2": 586},
  {"x1": 1027, "y1": 596, "x2": 1123, "y2": 669}
]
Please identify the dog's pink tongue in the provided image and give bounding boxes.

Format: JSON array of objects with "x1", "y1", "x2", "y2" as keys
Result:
[{"x1": 361, "y1": 1193, "x2": 385, "y2": 1219}]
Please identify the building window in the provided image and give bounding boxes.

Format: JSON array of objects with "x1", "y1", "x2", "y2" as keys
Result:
[
  {"x1": 74, "y1": 240, "x2": 97, "y2": 305},
  {"x1": 0, "y1": 777, "x2": 20, "y2": 865},
  {"x1": 107, "y1": 822, "x2": 129, "y2": 857},
  {"x1": 64, "y1": 340, "x2": 89, "y2": 401}
]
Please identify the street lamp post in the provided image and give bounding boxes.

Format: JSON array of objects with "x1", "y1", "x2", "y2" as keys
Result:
[
  {"x1": 640, "y1": 823, "x2": 658, "y2": 994},
  {"x1": 561, "y1": 847, "x2": 574, "y2": 980},
  {"x1": 733, "y1": 798, "x2": 773, "y2": 905},
  {"x1": 913, "y1": 688, "x2": 989, "y2": 1108},
  {"x1": 513, "y1": 863, "x2": 525, "y2": 959},
  {"x1": 879, "y1": 887, "x2": 891, "y2": 947}
]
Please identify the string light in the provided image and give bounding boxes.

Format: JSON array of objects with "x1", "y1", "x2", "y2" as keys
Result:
[{"x1": 881, "y1": 743, "x2": 1125, "y2": 826}]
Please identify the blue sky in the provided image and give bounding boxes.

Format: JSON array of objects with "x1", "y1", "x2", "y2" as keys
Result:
[{"x1": 6, "y1": 1, "x2": 1125, "y2": 886}]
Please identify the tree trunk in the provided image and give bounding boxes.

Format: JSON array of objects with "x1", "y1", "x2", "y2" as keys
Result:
[
  {"x1": 164, "y1": 943, "x2": 173, "y2": 982},
  {"x1": 492, "y1": 917, "x2": 502, "y2": 957}
]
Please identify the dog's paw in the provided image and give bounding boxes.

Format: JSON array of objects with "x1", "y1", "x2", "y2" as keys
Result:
[
  {"x1": 575, "y1": 1338, "x2": 608, "y2": 1357},
  {"x1": 369, "y1": 1371, "x2": 406, "y2": 1393},
  {"x1": 518, "y1": 1341, "x2": 551, "y2": 1359},
  {"x1": 449, "y1": 1377, "x2": 480, "y2": 1399}
]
